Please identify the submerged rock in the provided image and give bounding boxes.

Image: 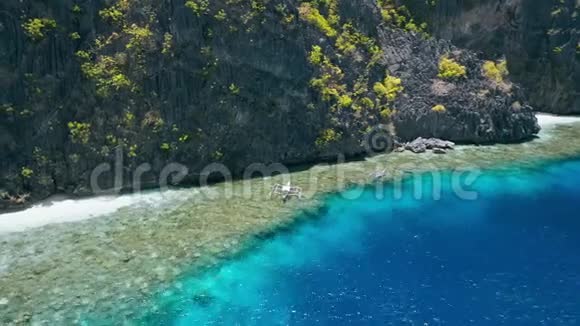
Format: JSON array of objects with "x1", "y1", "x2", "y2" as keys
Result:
[
  {"x1": 433, "y1": 148, "x2": 447, "y2": 154},
  {"x1": 192, "y1": 291, "x2": 214, "y2": 307}
]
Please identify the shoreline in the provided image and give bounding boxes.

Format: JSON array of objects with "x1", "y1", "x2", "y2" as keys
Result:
[
  {"x1": 1, "y1": 116, "x2": 580, "y2": 323},
  {"x1": 0, "y1": 188, "x2": 197, "y2": 234},
  {"x1": 2, "y1": 113, "x2": 580, "y2": 235},
  {"x1": 536, "y1": 113, "x2": 580, "y2": 132}
]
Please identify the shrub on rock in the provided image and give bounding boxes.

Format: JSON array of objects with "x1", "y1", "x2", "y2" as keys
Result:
[{"x1": 438, "y1": 56, "x2": 466, "y2": 80}]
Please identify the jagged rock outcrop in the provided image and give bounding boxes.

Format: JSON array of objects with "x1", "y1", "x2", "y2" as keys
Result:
[
  {"x1": 403, "y1": 137, "x2": 455, "y2": 154},
  {"x1": 377, "y1": 27, "x2": 539, "y2": 143},
  {"x1": 0, "y1": 0, "x2": 539, "y2": 207},
  {"x1": 403, "y1": 0, "x2": 579, "y2": 114}
]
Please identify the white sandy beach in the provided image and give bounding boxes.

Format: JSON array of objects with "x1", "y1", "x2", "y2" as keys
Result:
[
  {"x1": 534, "y1": 113, "x2": 580, "y2": 141},
  {"x1": 536, "y1": 113, "x2": 580, "y2": 129},
  {"x1": 0, "y1": 195, "x2": 138, "y2": 234},
  {"x1": 0, "y1": 189, "x2": 195, "y2": 234}
]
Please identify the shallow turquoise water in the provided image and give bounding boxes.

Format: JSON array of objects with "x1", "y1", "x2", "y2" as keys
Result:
[{"x1": 143, "y1": 158, "x2": 580, "y2": 325}]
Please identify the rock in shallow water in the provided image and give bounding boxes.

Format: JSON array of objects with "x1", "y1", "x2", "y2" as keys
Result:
[
  {"x1": 404, "y1": 137, "x2": 455, "y2": 154},
  {"x1": 405, "y1": 141, "x2": 427, "y2": 154}
]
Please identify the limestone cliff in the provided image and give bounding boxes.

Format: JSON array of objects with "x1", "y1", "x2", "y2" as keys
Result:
[{"x1": 0, "y1": 0, "x2": 539, "y2": 206}]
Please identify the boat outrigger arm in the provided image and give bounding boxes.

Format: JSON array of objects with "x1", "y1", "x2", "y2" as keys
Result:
[{"x1": 270, "y1": 182, "x2": 303, "y2": 200}]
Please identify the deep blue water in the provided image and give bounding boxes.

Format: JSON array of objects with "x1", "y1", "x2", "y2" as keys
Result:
[{"x1": 145, "y1": 159, "x2": 580, "y2": 325}]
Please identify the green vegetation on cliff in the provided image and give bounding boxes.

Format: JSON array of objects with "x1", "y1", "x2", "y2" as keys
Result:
[
  {"x1": 373, "y1": 75, "x2": 403, "y2": 101},
  {"x1": 68, "y1": 122, "x2": 92, "y2": 144},
  {"x1": 431, "y1": 104, "x2": 446, "y2": 113},
  {"x1": 438, "y1": 56, "x2": 467, "y2": 79},
  {"x1": 22, "y1": 18, "x2": 57, "y2": 41},
  {"x1": 376, "y1": 0, "x2": 428, "y2": 35},
  {"x1": 482, "y1": 60, "x2": 508, "y2": 83},
  {"x1": 299, "y1": 2, "x2": 337, "y2": 37}
]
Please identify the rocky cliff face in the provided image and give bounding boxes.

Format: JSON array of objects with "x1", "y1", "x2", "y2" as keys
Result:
[
  {"x1": 403, "y1": 0, "x2": 579, "y2": 114},
  {"x1": 0, "y1": 0, "x2": 539, "y2": 206},
  {"x1": 377, "y1": 27, "x2": 538, "y2": 143}
]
